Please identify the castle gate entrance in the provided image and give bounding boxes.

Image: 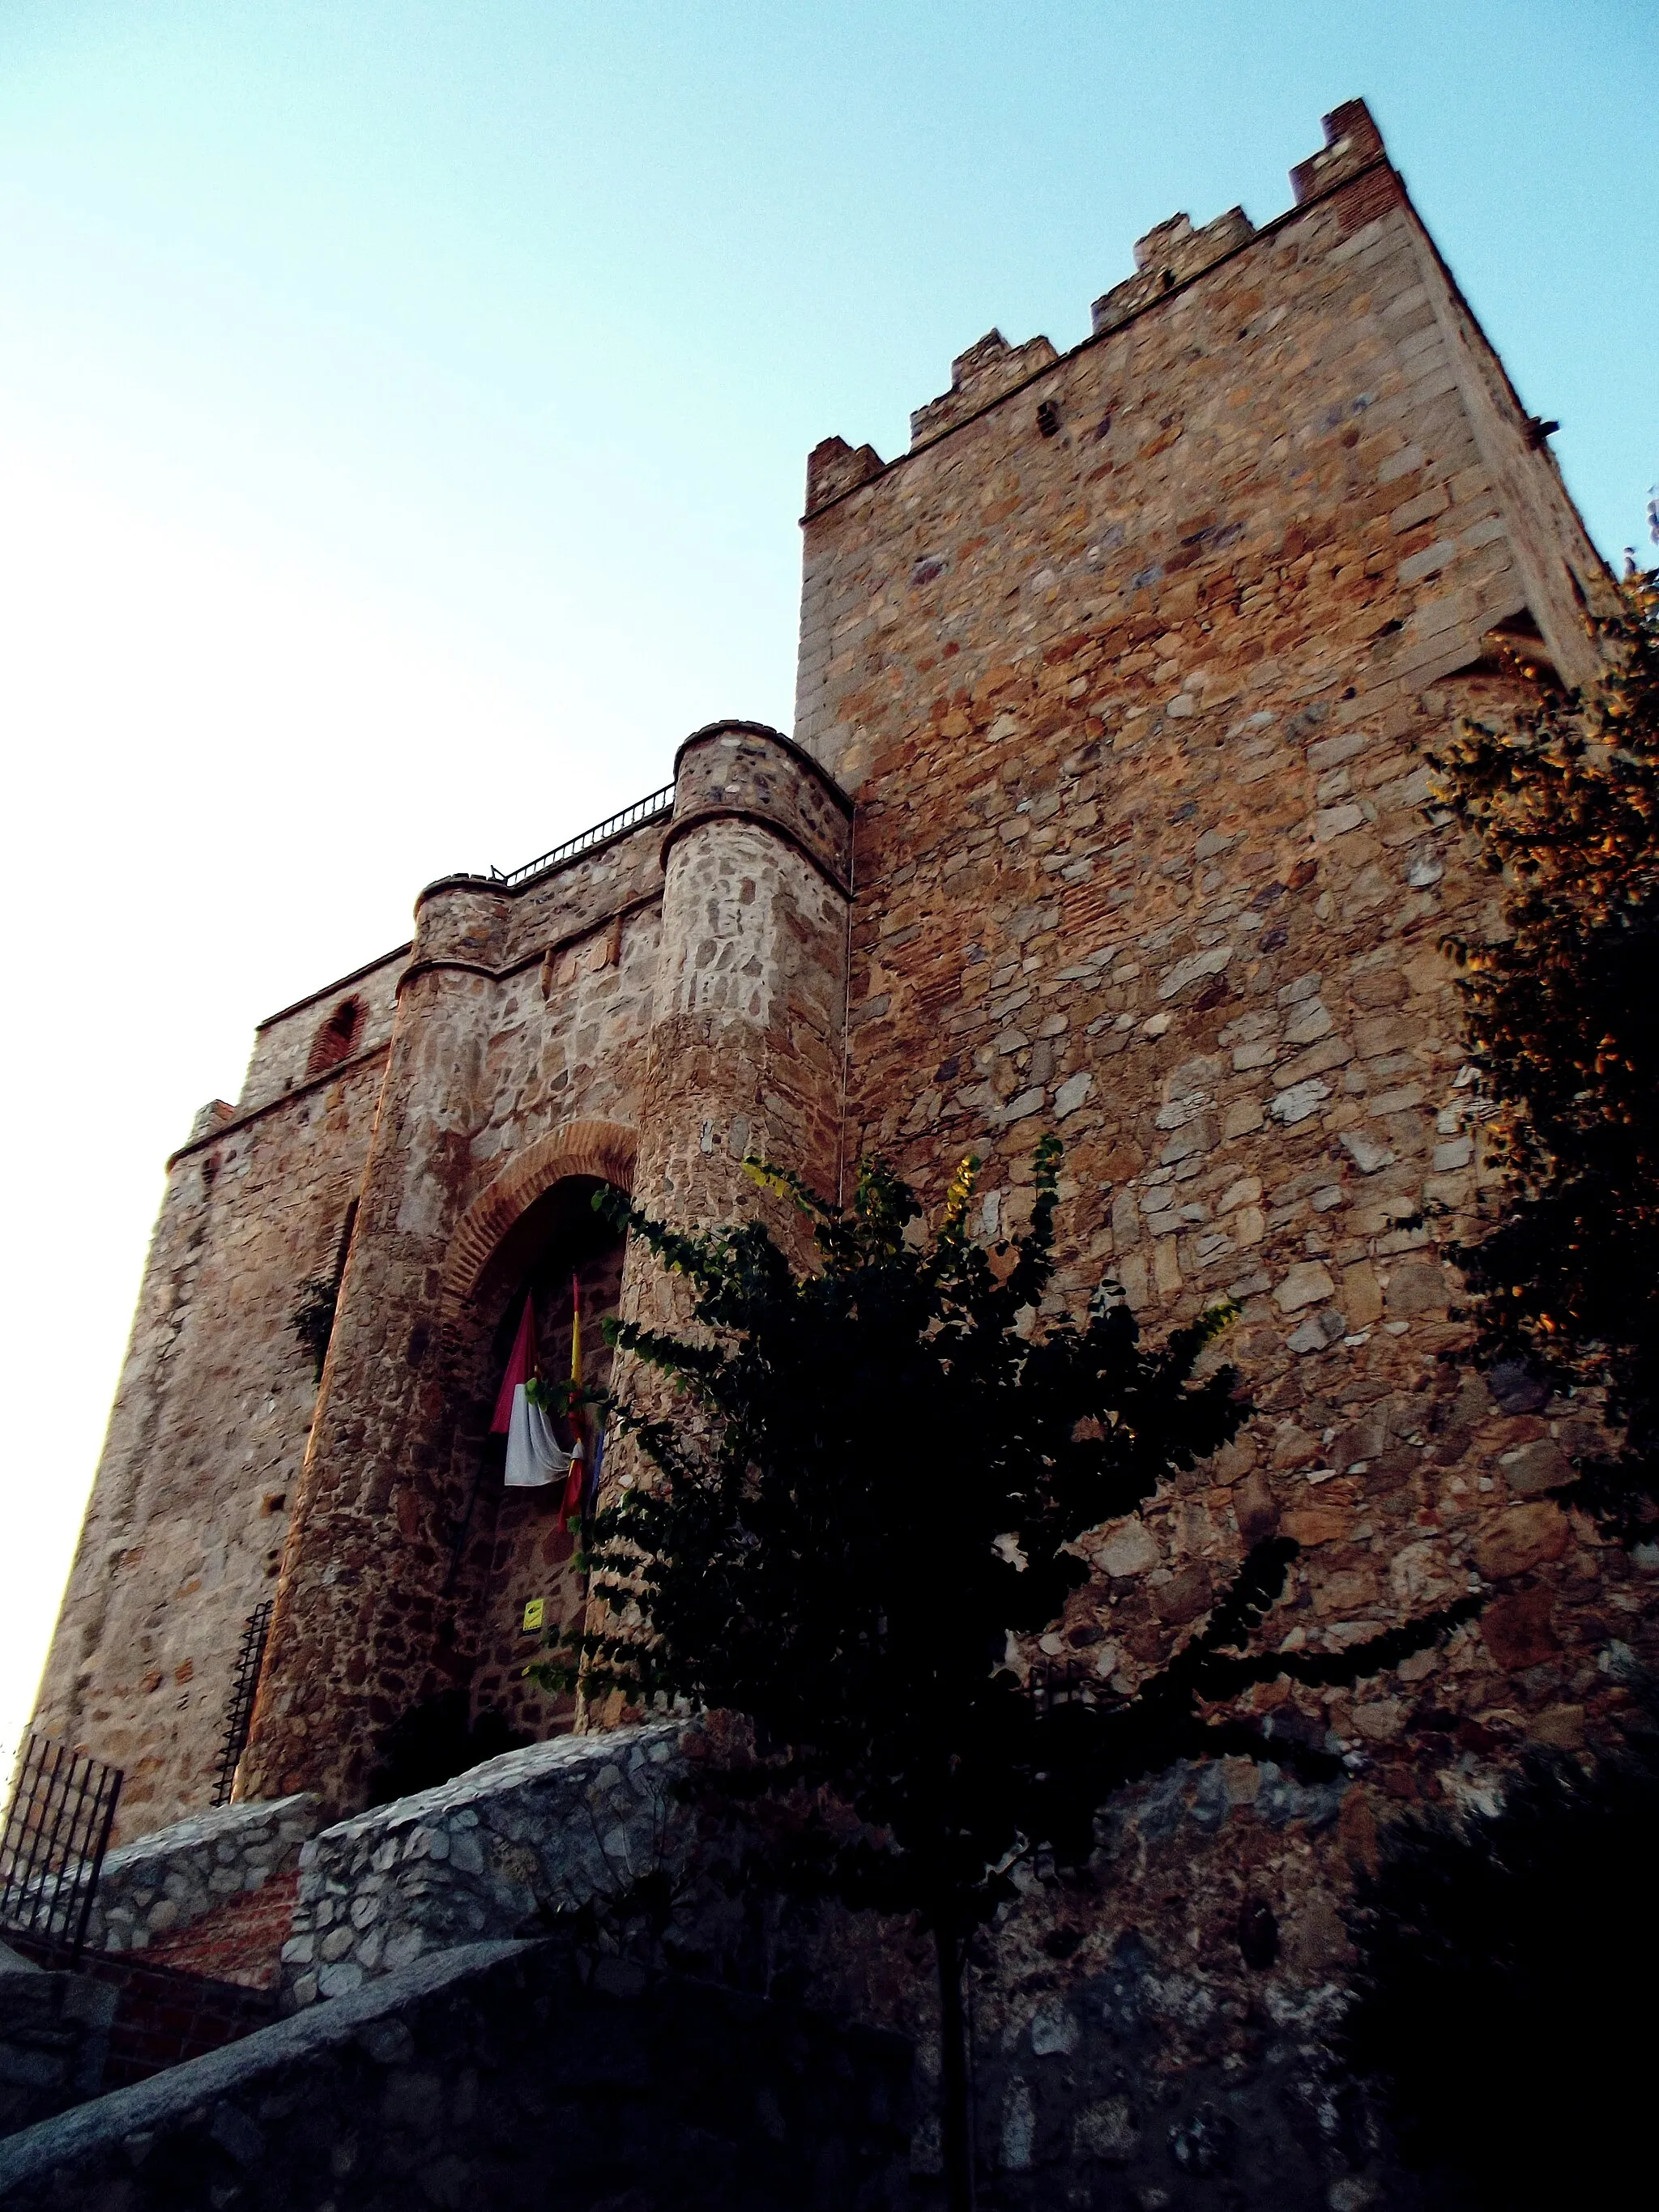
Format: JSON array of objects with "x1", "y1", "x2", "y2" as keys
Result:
[
  {"x1": 433, "y1": 1119, "x2": 638, "y2": 1754},
  {"x1": 450, "y1": 1173, "x2": 627, "y2": 1744}
]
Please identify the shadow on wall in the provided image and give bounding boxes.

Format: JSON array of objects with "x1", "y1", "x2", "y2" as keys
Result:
[
  {"x1": 365, "y1": 1692, "x2": 527, "y2": 1809},
  {"x1": 0, "y1": 1938, "x2": 915, "y2": 2210}
]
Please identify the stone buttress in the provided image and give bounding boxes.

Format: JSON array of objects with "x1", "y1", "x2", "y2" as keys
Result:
[{"x1": 239, "y1": 876, "x2": 515, "y2": 1811}]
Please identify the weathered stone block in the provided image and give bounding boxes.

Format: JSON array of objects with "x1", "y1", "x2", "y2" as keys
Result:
[{"x1": 1476, "y1": 1503, "x2": 1570, "y2": 1579}]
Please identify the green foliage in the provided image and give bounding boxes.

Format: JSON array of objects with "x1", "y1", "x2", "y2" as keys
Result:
[
  {"x1": 1433, "y1": 570, "x2": 1659, "y2": 1536},
  {"x1": 537, "y1": 1140, "x2": 1475, "y2": 1933},
  {"x1": 1343, "y1": 1708, "x2": 1659, "y2": 2210}
]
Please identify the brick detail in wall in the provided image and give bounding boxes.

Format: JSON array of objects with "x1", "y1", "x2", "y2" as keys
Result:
[{"x1": 130, "y1": 1872, "x2": 301, "y2": 1994}]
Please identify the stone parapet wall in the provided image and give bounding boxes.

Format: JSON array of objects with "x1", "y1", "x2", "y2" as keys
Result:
[
  {"x1": 279, "y1": 1728, "x2": 702, "y2": 2007},
  {"x1": 236, "y1": 945, "x2": 408, "y2": 1118},
  {"x1": 0, "y1": 1959, "x2": 115, "y2": 2139},
  {"x1": 83, "y1": 1796, "x2": 319, "y2": 1958},
  {"x1": 668, "y1": 718, "x2": 854, "y2": 891},
  {"x1": 910, "y1": 330, "x2": 1061, "y2": 450},
  {"x1": 0, "y1": 1939, "x2": 914, "y2": 2211}
]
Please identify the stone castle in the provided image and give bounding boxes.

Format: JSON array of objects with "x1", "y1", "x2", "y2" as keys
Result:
[{"x1": 36, "y1": 97, "x2": 1633, "y2": 1879}]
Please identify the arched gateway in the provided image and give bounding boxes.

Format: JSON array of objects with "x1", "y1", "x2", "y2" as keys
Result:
[
  {"x1": 438, "y1": 1117, "x2": 638, "y2": 1343},
  {"x1": 437, "y1": 1119, "x2": 638, "y2": 1745}
]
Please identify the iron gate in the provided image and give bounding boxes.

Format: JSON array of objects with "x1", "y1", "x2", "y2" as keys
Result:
[{"x1": 0, "y1": 1732, "x2": 122, "y2": 1963}]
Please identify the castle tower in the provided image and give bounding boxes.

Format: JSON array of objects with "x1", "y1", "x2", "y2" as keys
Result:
[
  {"x1": 792, "y1": 98, "x2": 1610, "y2": 1355},
  {"x1": 32, "y1": 101, "x2": 1631, "y2": 1854}
]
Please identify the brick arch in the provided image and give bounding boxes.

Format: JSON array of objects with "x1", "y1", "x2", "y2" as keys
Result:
[{"x1": 439, "y1": 1117, "x2": 637, "y2": 1340}]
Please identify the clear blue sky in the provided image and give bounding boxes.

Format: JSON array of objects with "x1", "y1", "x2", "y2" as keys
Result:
[{"x1": 0, "y1": 2, "x2": 1653, "y2": 1751}]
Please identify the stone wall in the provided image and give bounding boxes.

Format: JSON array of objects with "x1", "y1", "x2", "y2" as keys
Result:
[
  {"x1": 279, "y1": 1727, "x2": 697, "y2": 2006},
  {"x1": 82, "y1": 1795, "x2": 319, "y2": 1959},
  {"x1": 265, "y1": 1728, "x2": 1437, "y2": 2206},
  {"x1": 628, "y1": 721, "x2": 852, "y2": 1277},
  {"x1": 787, "y1": 97, "x2": 1640, "y2": 1915},
  {"x1": 40, "y1": 806, "x2": 672, "y2": 1836},
  {"x1": 237, "y1": 816, "x2": 670, "y2": 1814},
  {"x1": 0, "y1": 1953, "x2": 115, "y2": 2139},
  {"x1": 772, "y1": 94, "x2": 1651, "y2": 2195},
  {"x1": 0, "y1": 1939, "x2": 914, "y2": 2211},
  {"x1": 32, "y1": 1038, "x2": 389, "y2": 1838},
  {"x1": 236, "y1": 946, "x2": 407, "y2": 1117}
]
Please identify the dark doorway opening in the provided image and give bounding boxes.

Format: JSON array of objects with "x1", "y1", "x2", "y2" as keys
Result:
[{"x1": 451, "y1": 1175, "x2": 628, "y2": 1744}]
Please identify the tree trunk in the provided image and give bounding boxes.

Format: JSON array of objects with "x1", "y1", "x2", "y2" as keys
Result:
[{"x1": 934, "y1": 1920, "x2": 975, "y2": 2212}]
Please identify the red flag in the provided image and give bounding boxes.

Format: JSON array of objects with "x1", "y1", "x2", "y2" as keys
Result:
[{"x1": 492, "y1": 1297, "x2": 537, "y2": 1434}]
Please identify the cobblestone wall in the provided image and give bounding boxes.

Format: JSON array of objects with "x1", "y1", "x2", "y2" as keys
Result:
[
  {"x1": 279, "y1": 1728, "x2": 697, "y2": 2006},
  {"x1": 83, "y1": 1795, "x2": 319, "y2": 1958},
  {"x1": 270, "y1": 1729, "x2": 1439, "y2": 2205}
]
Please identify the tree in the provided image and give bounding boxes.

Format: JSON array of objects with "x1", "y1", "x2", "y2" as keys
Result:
[
  {"x1": 1342, "y1": 1704, "x2": 1659, "y2": 2210},
  {"x1": 1433, "y1": 567, "x2": 1659, "y2": 1538},
  {"x1": 543, "y1": 1140, "x2": 1476, "y2": 2210}
]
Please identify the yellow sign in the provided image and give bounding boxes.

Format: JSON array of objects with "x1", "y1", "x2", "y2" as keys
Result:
[{"x1": 521, "y1": 1597, "x2": 545, "y2": 1634}]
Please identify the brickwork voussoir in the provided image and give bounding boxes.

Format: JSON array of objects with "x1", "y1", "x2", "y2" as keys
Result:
[{"x1": 437, "y1": 1117, "x2": 638, "y2": 1340}]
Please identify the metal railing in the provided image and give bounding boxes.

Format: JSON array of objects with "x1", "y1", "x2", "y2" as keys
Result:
[
  {"x1": 0, "y1": 1733, "x2": 122, "y2": 1963},
  {"x1": 489, "y1": 783, "x2": 676, "y2": 889},
  {"x1": 212, "y1": 1600, "x2": 274, "y2": 1807}
]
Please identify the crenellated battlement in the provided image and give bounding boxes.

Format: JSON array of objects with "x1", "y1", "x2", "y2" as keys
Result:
[
  {"x1": 1090, "y1": 204, "x2": 1256, "y2": 335},
  {"x1": 1290, "y1": 95, "x2": 1388, "y2": 206},
  {"x1": 907, "y1": 327, "x2": 1061, "y2": 453},
  {"x1": 802, "y1": 99, "x2": 1396, "y2": 517}
]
